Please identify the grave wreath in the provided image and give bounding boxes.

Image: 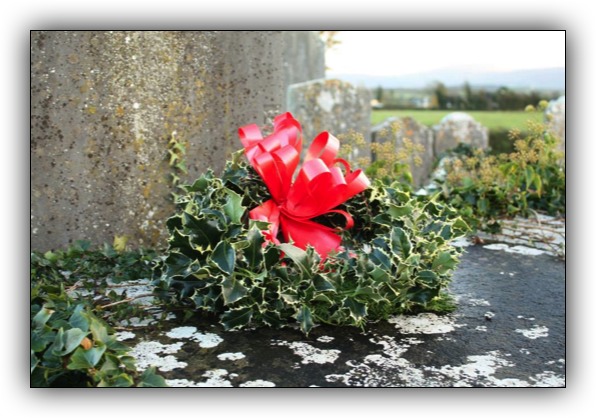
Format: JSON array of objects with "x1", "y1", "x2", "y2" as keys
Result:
[{"x1": 154, "y1": 113, "x2": 469, "y2": 334}]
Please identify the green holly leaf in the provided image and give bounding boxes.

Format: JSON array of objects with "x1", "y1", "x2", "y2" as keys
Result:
[
  {"x1": 344, "y1": 298, "x2": 366, "y2": 321},
  {"x1": 313, "y1": 275, "x2": 335, "y2": 292},
  {"x1": 223, "y1": 189, "x2": 245, "y2": 224},
  {"x1": 295, "y1": 306, "x2": 314, "y2": 335},
  {"x1": 390, "y1": 227, "x2": 411, "y2": 259},
  {"x1": 370, "y1": 248, "x2": 391, "y2": 270},
  {"x1": 245, "y1": 226, "x2": 265, "y2": 268},
  {"x1": 221, "y1": 276, "x2": 247, "y2": 305},
  {"x1": 417, "y1": 270, "x2": 440, "y2": 288},
  {"x1": 221, "y1": 307, "x2": 253, "y2": 330},
  {"x1": 278, "y1": 244, "x2": 313, "y2": 279},
  {"x1": 182, "y1": 213, "x2": 222, "y2": 248},
  {"x1": 211, "y1": 241, "x2": 235, "y2": 275},
  {"x1": 431, "y1": 251, "x2": 458, "y2": 275},
  {"x1": 388, "y1": 203, "x2": 412, "y2": 218}
]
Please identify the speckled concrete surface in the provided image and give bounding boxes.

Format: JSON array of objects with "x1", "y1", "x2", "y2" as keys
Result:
[{"x1": 117, "y1": 243, "x2": 565, "y2": 387}]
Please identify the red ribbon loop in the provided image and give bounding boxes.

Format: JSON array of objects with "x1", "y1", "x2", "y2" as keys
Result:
[{"x1": 238, "y1": 112, "x2": 370, "y2": 259}]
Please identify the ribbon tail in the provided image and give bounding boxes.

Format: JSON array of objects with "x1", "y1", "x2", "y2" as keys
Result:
[
  {"x1": 249, "y1": 200, "x2": 281, "y2": 245},
  {"x1": 280, "y1": 216, "x2": 342, "y2": 259}
]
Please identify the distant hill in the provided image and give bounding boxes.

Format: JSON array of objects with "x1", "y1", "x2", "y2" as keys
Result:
[{"x1": 328, "y1": 67, "x2": 565, "y2": 91}]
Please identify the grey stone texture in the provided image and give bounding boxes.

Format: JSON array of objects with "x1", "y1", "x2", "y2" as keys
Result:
[
  {"x1": 432, "y1": 112, "x2": 489, "y2": 156},
  {"x1": 282, "y1": 31, "x2": 326, "y2": 88},
  {"x1": 110, "y1": 243, "x2": 565, "y2": 387},
  {"x1": 545, "y1": 96, "x2": 565, "y2": 152},
  {"x1": 371, "y1": 116, "x2": 435, "y2": 189},
  {"x1": 31, "y1": 31, "x2": 323, "y2": 251},
  {"x1": 287, "y1": 78, "x2": 372, "y2": 153}
]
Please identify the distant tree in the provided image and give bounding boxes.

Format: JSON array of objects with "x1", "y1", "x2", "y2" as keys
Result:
[
  {"x1": 463, "y1": 81, "x2": 473, "y2": 109},
  {"x1": 375, "y1": 85, "x2": 384, "y2": 102},
  {"x1": 433, "y1": 82, "x2": 448, "y2": 109}
]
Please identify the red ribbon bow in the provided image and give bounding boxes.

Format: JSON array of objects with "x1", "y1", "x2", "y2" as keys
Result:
[{"x1": 238, "y1": 112, "x2": 370, "y2": 259}]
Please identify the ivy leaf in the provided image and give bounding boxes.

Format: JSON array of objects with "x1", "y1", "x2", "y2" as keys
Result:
[
  {"x1": 32, "y1": 306, "x2": 54, "y2": 329},
  {"x1": 221, "y1": 307, "x2": 253, "y2": 330},
  {"x1": 137, "y1": 367, "x2": 168, "y2": 387},
  {"x1": 223, "y1": 189, "x2": 245, "y2": 224},
  {"x1": 31, "y1": 350, "x2": 39, "y2": 374},
  {"x1": 98, "y1": 373, "x2": 134, "y2": 388},
  {"x1": 67, "y1": 344, "x2": 107, "y2": 370},
  {"x1": 439, "y1": 224, "x2": 453, "y2": 241},
  {"x1": 68, "y1": 305, "x2": 90, "y2": 332},
  {"x1": 31, "y1": 329, "x2": 52, "y2": 352},
  {"x1": 60, "y1": 328, "x2": 88, "y2": 355},
  {"x1": 211, "y1": 241, "x2": 236, "y2": 275},
  {"x1": 221, "y1": 276, "x2": 247, "y2": 305},
  {"x1": 295, "y1": 306, "x2": 314, "y2": 335}
]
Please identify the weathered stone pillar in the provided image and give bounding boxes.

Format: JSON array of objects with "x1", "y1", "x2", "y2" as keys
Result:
[{"x1": 31, "y1": 31, "x2": 318, "y2": 251}]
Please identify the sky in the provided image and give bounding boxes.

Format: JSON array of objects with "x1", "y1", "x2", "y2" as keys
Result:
[{"x1": 325, "y1": 31, "x2": 566, "y2": 76}]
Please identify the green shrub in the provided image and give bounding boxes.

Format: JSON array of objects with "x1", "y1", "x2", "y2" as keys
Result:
[
  {"x1": 153, "y1": 152, "x2": 469, "y2": 334},
  {"x1": 31, "y1": 242, "x2": 167, "y2": 387},
  {"x1": 436, "y1": 119, "x2": 565, "y2": 233},
  {"x1": 488, "y1": 128, "x2": 515, "y2": 155}
]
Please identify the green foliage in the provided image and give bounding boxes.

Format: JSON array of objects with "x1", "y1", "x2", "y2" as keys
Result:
[
  {"x1": 436, "y1": 118, "x2": 565, "y2": 233},
  {"x1": 31, "y1": 242, "x2": 167, "y2": 387},
  {"x1": 371, "y1": 109, "x2": 543, "y2": 130},
  {"x1": 153, "y1": 152, "x2": 469, "y2": 334}
]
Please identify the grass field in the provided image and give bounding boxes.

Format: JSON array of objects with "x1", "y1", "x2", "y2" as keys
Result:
[{"x1": 372, "y1": 109, "x2": 543, "y2": 131}]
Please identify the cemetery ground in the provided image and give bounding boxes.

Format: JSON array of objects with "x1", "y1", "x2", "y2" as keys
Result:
[
  {"x1": 31, "y1": 214, "x2": 565, "y2": 388},
  {"x1": 118, "y1": 241, "x2": 565, "y2": 388}
]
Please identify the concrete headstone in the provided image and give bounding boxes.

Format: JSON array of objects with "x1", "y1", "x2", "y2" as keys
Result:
[
  {"x1": 287, "y1": 78, "x2": 372, "y2": 159},
  {"x1": 372, "y1": 117, "x2": 435, "y2": 189},
  {"x1": 432, "y1": 112, "x2": 489, "y2": 156},
  {"x1": 545, "y1": 96, "x2": 565, "y2": 153}
]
